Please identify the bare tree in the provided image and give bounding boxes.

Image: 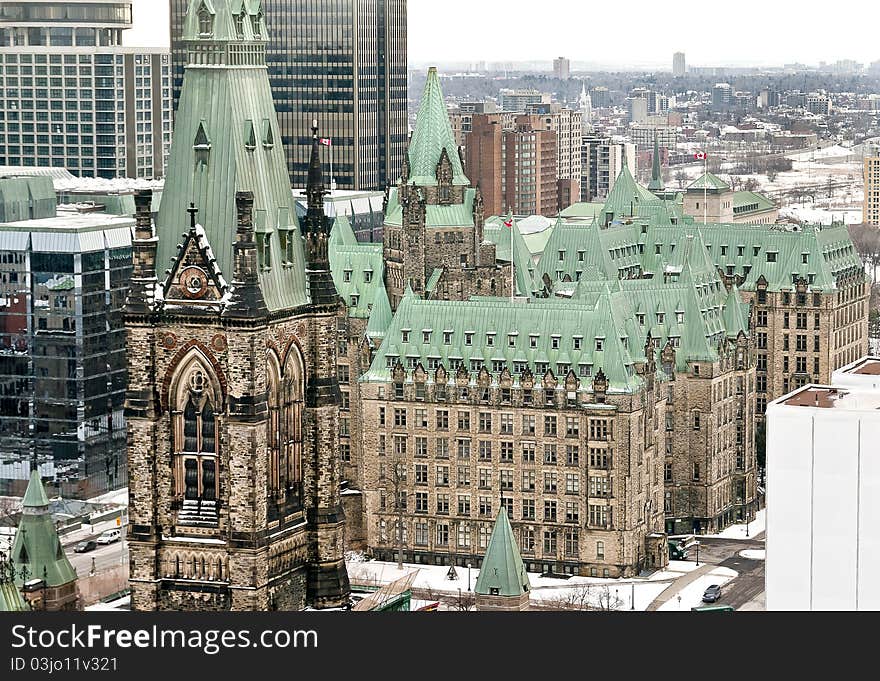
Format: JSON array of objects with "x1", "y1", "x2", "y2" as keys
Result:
[
  {"x1": 544, "y1": 583, "x2": 625, "y2": 611},
  {"x1": 674, "y1": 170, "x2": 688, "y2": 189}
]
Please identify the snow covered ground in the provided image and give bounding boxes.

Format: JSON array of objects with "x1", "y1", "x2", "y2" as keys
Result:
[
  {"x1": 346, "y1": 557, "x2": 705, "y2": 611},
  {"x1": 701, "y1": 509, "x2": 766, "y2": 540},
  {"x1": 739, "y1": 549, "x2": 765, "y2": 560},
  {"x1": 656, "y1": 567, "x2": 738, "y2": 611}
]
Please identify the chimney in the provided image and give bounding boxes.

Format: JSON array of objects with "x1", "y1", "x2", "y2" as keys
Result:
[
  {"x1": 222, "y1": 191, "x2": 267, "y2": 319},
  {"x1": 124, "y1": 189, "x2": 158, "y2": 314}
]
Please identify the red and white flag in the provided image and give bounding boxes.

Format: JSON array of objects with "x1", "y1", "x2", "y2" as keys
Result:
[
  {"x1": 694, "y1": 151, "x2": 707, "y2": 160},
  {"x1": 319, "y1": 138, "x2": 332, "y2": 147},
  {"x1": 503, "y1": 218, "x2": 513, "y2": 228}
]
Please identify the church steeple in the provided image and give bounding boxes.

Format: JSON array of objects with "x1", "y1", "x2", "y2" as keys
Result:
[{"x1": 648, "y1": 134, "x2": 665, "y2": 192}]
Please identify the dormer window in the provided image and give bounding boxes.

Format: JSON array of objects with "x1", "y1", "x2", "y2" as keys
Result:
[
  {"x1": 198, "y1": 3, "x2": 214, "y2": 37},
  {"x1": 595, "y1": 337, "x2": 604, "y2": 351},
  {"x1": 401, "y1": 329, "x2": 410, "y2": 343},
  {"x1": 573, "y1": 336, "x2": 582, "y2": 350},
  {"x1": 252, "y1": 11, "x2": 264, "y2": 39},
  {"x1": 350, "y1": 295, "x2": 359, "y2": 307},
  {"x1": 235, "y1": 12, "x2": 246, "y2": 39},
  {"x1": 657, "y1": 312, "x2": 665, "y2": 324},
  {"x1": 529, "y1": 334, "x2": 539, "y2": 349},
  {"x1": 508, "y1": 333, "x2": 517, "y2": 348},
  {"x1": 262, "y1": 119, "x2": 274, "y2": 149},
  {"x1": 343, "y1": 269, "x2": 352, "y2": 282},
  {"x1": 558, "y1": 249, "x2": 565, "y2": 261},
  {"x1": 244, "y1": 120, "x2": 256, "y2": 151},
  {"x1": 364, "y1": 270, "x2": 373, "y2": 283},
  {"x1": 636, "y1": 314, "x2": 645, "y2": 326},
  {"x1": 422, "y1": 330, "x2": 431, "y2": 344},
  {"x1": 676, "y1": 311, "x2": 684, "y2": 324},
  {"x1": 486, "y1": 333, "x2": 495, "y2": 347},
  {"x1": 443, "y1": 331, "x2": 452, "y2": 345},
  {"x1": 578, "y1": 250, "x2": 585, "y2": 262},
  {"x1": 464, "y1": 332, "x2": 474, "y2": 346},
  {"x1": 551, "y1": 335, "x2": 560, "y2": 350}
]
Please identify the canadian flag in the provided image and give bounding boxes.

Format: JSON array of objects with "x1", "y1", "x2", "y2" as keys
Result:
[
  {"x1": 319, "y1": 138, "x2": 332, "y2": 147},
  {"x1": 694, "y1": 151, "x2": 707, "y2": 160}
]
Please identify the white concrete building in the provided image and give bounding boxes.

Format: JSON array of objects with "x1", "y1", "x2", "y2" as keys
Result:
[{"x1": 766, "y1": 357, "x2": 880, "y2": 611}]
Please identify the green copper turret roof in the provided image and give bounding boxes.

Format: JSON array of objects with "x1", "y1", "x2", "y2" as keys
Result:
[
  {"x1": 404, "y1": 68, "x2": 469, "y2": 187},
  {"x1": 0, "y1": 554, "x2": 28, "y2": 612},
  {"x1": 366, "y1": 285, "x2": 394, "y2": 342},
  {"x1": 688, "y1": 172, "x2": 730, "y2": 192},
  {"x1": 648, "y1": 136, "x2": 665, "y2": 192},
  {"x1": 601, "y1": 162, "x2": 658, "y2": 223},
  {"x1": 157, "y1": 0, "x2": 308, "y2": 312},
  {"x1": 183, "y1": 0, "x2": 266, "y2": 42},
  {"x1": 11, "y1": 471, "x2": 77, "y2": 588},
  {"x1": 722, "y1": 284, "x2": 750, "y2": 338},
  {"x1": 474, "y1": 509, "x2": 530, "y2": 598}
]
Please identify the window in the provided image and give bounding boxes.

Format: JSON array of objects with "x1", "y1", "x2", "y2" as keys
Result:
[
  {"x1": 436, "y1": 523, "x2": 449, "y2": 546},
  {"x1": 458, "y1": 495, "x2": 471, "y2": 516},
  {"x1": 522, "y1": 415, "x2": 536, "y2": 435},
  {"x1": 522, "y1": 442, "x2": 536, "y2": 463},
  {"x1": 522, "y1": 498, "x2": 536, "y2": 520},
  {"x1": 565, "y1": 473, "x2": 580, "y2": 494},
  {"x1": 589, "y1": 476, "x2": 611, "y2": 498},
  {"x1": 478, "y1": 440, "x2": 492, "y2": 461},
  {"x1": 596, "y1": 541, "x2": 605, "y2": 560},
  {"x1": 565, "y1": 417, "x2": 579, "y2": 437},
  {"x1": 589, "y1": 419, "x2": 610, "y2": 440},
  {"x1": 766, "y1": 252, "x2": 777, "y2": 263},
  {"x1": 544, "y1": 530, "x2": 557, "y2": 555},
  {"x1": 544, "y1": 472, "x2": 558, "y2": 493},
  {"x1": 436, "y1": 410, "x2": 449, "y2": 430},
  {"x1": 479, "y1": 496, "x2": 492, "y2": 517},
  {"x1": 437, "y1": 494, "x2": 450, "y2": 514},
  {"x1": 394, "y1": 408, "x2": 407, "y2": 427},
  {"x1": 543, "y1": 444, "x2": 558, "y2": 464},
  {"x1": 415, "y1": 491, "x2": 428, "y2": 513},
  {"x1": 500, "y1": 441, "x2": 514, "y2": 462},
  {"x1": 693, "y1": 412, "x2": 701, "y2": 430},
  {"x1": 501, "y1": 470, "x2": 513, "y2": 491},
  {"x1": 589, "y1": 448, "x2": 611, "y2": 469},
  {"x1": 589, "y1": 505, "x2": 610, "y2": 527},
  {"x1": 693, "y1": 463, "x2": 701, "y2": 481},
  {"x1": 566, "y1": 445, "x2": 580, "y2": 466},
  {"x1": 458, "y1": 411, "x2": 470, "y2": 431},
  {"x1": 478, "y1": 412, "x2": 492, "y2": 433},
  {"x1": 435, "y1": 438, "x2": 449, "y2": 458},
  {"x1": 565, "y1": 502, "x2": 579, "y2": 524},
  {"x1": 198, "y1": 4, "x2": 214, "y2": 36},
  {"x1": 544, "y1": 500, "x2": 557, "y2": 521},
  {"x1": 664, "y1": 462, "x2": 672, "y2": 482},
  {"x1": 457, "y1": 438, "x2": 471, "y2": 459},
  {"x1": 544, "y1": 415, "x2": 557, "y2": 436}
]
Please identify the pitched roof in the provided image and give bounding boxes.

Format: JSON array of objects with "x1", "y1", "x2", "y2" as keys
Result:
[
  {"x1": 601, "y1": 162, "x2": 659, "y2": 223},
  {"x1": 688, "y1": 172, "x2": 730, "y2": 192},
  {"x1": 157, "y1": 1, "x2": 308, "y2": 312},
  {"x1": 11, "y1": 471, "x2": 77, "y2": 588},
  {"x1": 732, "y1": 190, "x2": 776, "y2": 214},
  {"x1": 482, "y1": 215, "x2": 536, "y2": 296},
  {"x1": 363, "y1": 294, "x2": 642, "y2": 393},
  {"x1": 405, "y1": 68, "x2": 469, "y2": 187},
  {"x1": 365, "y1": 285, "x2": 394, "y2": 342},
  {"x1": 647, "y1": 136, "x2": 665, "y2": 192},
  {"x1": 474, "y1": 509, "x2": 530, "y2": 598},
  {"x1": 0, "y1": 558, "x2": 28, "y2": 612},
  {"x1": 183, "y1": 0, "x2": 267, "y2": 43}
]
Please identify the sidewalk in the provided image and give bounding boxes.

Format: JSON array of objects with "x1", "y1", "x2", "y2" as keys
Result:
[{"x1": 645, "y1": 563, "x2": 716, "y2": 611}]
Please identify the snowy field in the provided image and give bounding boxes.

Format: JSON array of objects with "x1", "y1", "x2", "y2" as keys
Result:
[
  {"x1": 346, "y1": 557, "x2": 706, "y2": 611},
  {"x1": 656, "y1": 567, "x2": 738, "y2": 611},
  {"x1": 739, "y1": 549, "x2": 766, "y2": 560}
]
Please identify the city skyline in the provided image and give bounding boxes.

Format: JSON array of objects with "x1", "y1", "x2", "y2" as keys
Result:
[{"x1": 127, "y1": 0, "x2": 880, "y2": 70}]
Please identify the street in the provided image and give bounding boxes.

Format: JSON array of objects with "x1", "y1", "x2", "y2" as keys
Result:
[{"x1": 693, "y1": 536, "x2": 765, "y2": 610}]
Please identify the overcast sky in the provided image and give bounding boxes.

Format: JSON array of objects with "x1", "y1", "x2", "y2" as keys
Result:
[{"x1": 126, "y1": 0, "x2": 878, "y2": 69}]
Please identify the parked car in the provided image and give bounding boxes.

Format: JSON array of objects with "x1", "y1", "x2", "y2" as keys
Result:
[
  {"x1": 96, "y1": 529, "x2": 122, "y2": 545},
  {"x1": 73, "y1": 539, "x2": 98, "y2": 553},
  {"x1": 702, "y1": 585, "x2": 722, "y2": 603}
]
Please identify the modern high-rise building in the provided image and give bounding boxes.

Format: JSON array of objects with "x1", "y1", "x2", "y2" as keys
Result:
[
  {"x1": 499, "y1": 89, "x2": 550, "y2": 112},
  {"x1": 553, "y1": 56, "x2": 570, "y2": 80},
  {"x1": 673, "y1": 52, "x2": 686, "y2": 77},
  {"x1": 864, "y1": 143, "x2": 880, "y2": 226},
  {"x1": 711, "y1": 83, "x2": 733, "y2": 111},
  {"x1": 0, "y1": 1, "x2": 172, "y2": 179},
  {"x1": 169, "y1": 0, "x2": 408, "y2": 191},
  {"x1": 0, "y1": 176, "x2": 132, "y2": 500},
  {"x1": 580, "y1": 134, "x2": 635, "y2": 202}
]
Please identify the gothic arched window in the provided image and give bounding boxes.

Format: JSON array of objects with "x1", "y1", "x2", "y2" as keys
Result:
[
  {"x1": 197, "y1": 3, "x2": 214, "y2": 37},
  {"x1": 267, "y1": 350, "x2": 304, "y2": 501},
  {"x1": 172, "y1": 358, "x2": 221, "y2": 526}
]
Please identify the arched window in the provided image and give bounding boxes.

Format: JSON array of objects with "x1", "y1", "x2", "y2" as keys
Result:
[
  {"x1": 268, "y1": 350, "x2": 304, "y2": 502},
  {"x1": 252, "y1": 11, "x2": 263, "y2": 39},
  {"x1": 172, "y1": 357, "x2": 221, "y2": 526},
  {"x1": 197, "y1": 3, "x2": 213, "y2": 36},
  {"x1": 234, "y1": 11, "x2": 246, "y2": 39}
]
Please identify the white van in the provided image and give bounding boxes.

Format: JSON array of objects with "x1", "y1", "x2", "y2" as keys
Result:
[{"x1": 96, "y1": 528, "x2": 122, "y2": 545}]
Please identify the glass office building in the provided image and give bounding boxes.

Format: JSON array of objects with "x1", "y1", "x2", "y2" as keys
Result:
[
  {"x1": 170, "y1": 0, "x2": 408, "y2": 191},
  {"x1": 0, "y1": 1, "x2": 172, "y2": 179},
  {"x1": 0, "y1": 176, "x2": 132, "y2": 499}
]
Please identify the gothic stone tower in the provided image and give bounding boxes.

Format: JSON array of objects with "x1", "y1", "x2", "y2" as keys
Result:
[
  {"x1": 383, "y1": 67, "x2": 510, "y2": 311},
  {"x1": 124, "y1": 0, "x2": 349, "y2": 611}
]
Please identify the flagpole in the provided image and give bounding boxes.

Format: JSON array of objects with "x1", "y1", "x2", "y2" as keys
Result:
[
  {"x1": 703, "y1": 153, "x2": 708, "y2": 225},
  {"x1": 330, "y1": 140, "x2": 335, "y2": 193},
  {"x1": 511, "y1": 216, "x2": 515, "y2": 303}
]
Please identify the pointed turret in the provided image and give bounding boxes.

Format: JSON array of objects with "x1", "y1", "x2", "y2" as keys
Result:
[
  {"x1": 474, "y1": 508, "x2": 531, "y2": 611},
  {"x1": 404, "y1": 68, "x2": 469, "y2": 186},
  {"x1": 648, "y1": 135, "x2": 665, "y2": 192},
  {"x1": 302, "y1": 121, "x2": 341, "y2": 308},
  {"x1": 366, "y1": 286, "x2": 393, "y2": 344},
  {"x1": 10, "y1": 470, "x2": 78, "y2": 610},
  {"x1": 157, "y1": 0, "x2": 308, "y2": 313}
]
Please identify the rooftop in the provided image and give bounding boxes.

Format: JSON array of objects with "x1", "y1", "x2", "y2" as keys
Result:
[
  {"x1": 840, "y1": 357, "x2": 880, "y2": 376},
  {"x1": 777, "y1": 386, "x2": 880, "y2": 411}
]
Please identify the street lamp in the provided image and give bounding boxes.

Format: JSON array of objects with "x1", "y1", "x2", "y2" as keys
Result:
[
  {"x1": 631, "y1": 582, "x2": 635, "y2": 610},
  {"x1": 695, "y1": 541, "x2": 700, "y2": 567},
  {"x1": 467, "y1": 562, "x2": 471, "y2": 591}
]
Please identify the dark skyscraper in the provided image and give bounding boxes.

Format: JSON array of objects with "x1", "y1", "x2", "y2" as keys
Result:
[{"x1": 169, "y1": 0, "x2": 407, "y2": 191}]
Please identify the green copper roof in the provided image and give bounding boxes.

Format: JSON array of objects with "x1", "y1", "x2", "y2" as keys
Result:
[
  {"x1": 483, "y1": 215, "x2": 536, "y2": 296},
  {"x1": 601, "y1": 162, "x2": 658, "y2": 223},
  {"x1": 363, "y1": 294, "x2": 643, "y2": 393},
  {"x1": 384, "y1": 186, "x2": 476, "y2": 228},
  {"x1": 329, "y1": 214, "x2": 387, "y2": 319},
  {"x1": 559, "y1": 202, "x2": 605, "y2": 220},
  {"x1": 22, "y1": 469, "x2": 49, "y2": 508},
  {"x1": 405, "y1": 68, "x2": 469, "y2": 187},
  {"x1": 365, "y1": 285, "x2": 394, "y2": 342},
  {"x1": 0, "y1": 566, "x2": 28, "y2": 612},
  {"x1": 158, "y1": 1, "x2": 308, "y2": 312},
  {"x1": 688, "y1": 172, "x2": 730, "y2": 192},
  {"x1": 722, "y1": 284, "x2": 750, "y2": 338},
  {"x1": 733, "y1": 190, "x2": 776, "y2": 214},
  {"x1": 11, "y1": 471, "x2": 77, "y2": 588},
  {"x1": 474, "y1": 509, "x2": 530, "y2": 598},
  {"x1": 183, "y1": 0, "x2": 267, "y2": 42}
]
